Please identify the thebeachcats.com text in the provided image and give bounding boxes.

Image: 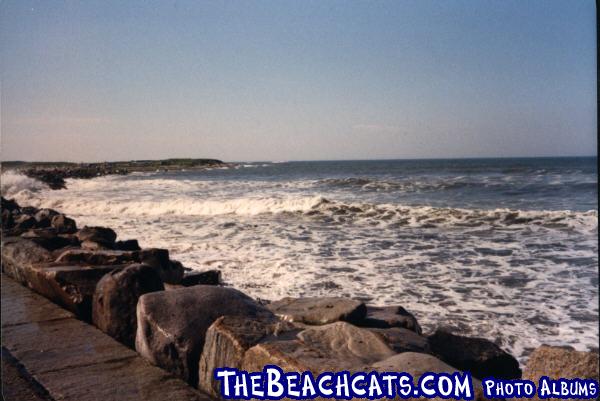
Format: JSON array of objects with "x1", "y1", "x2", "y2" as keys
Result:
[{"x1": 214, "y1": 366, "x2": 599, "y2": 400}]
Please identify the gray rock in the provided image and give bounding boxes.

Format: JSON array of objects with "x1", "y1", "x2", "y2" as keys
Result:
[
  {"x1": 297, "y1": 321, "x2": 396, "y2": 366},
  {"x1": 4, "y1": 253, "x2": 125, "y2": 321},
  {"x1": 30, "y1": 264, "x2": 125, "y2": 320},
  {"x1": 428, "y1": 328, "x2": 521, "y2": 379},
  {"x1": 181, "y1": 270, "x2": 221, "y2": 286},
  {"x1": 198, "y1": 315, "x2": 296, "y2": 397},
  {"x1": 114, "y1": 239, "x2": 141, "y2": 251},
  {"x1": 267, "y1": 296, "x2": 367, "y2": 325},
  {"x1": 242, "y1": 321, "x2": 396, "y2": 375},
  {"x1": 14, "y1": 214, "x2": 37, "y2": 230},
  {"x1": 76, "y1": 226, "x2": 117, "y2": 247},
  {"x1": 242, "y1": 339, "x2": 334, "y2": 373},
  {"x1": 356, "y1": 305, "x2": 422, "y2": 334},
  {"x1": 34, "y1": 208, "x2": 59, "y2": 227},
  {"x1": 21, "y1": 228, "x2": 75, "y2": 251},
  {"x1": 522, "y1": 345, "x2": 598, "y2": 401},
  {"x1": 93, "y1": 264, "x2": 164, "y2": 347},
  {"x1": 56, "y1": 249, "x2": 139, "y2": 265},
  {"x1": 139, "y1": 248, "x2": 184, "y2": 284},
  {"x1": 54, "y1": 248, "x2": 183, "y2": 284},
  {"x1": 1, "y1": 237, "x2": 53, "y2": 284},
  {"x1": 81, "y1": 240, "x2": 113, "y2": 251},
  {"x1": 20, "y1": 206, "x2": 39, "y2": 215},
  {"x1": 51, "y1": 214, "x2": 77, "y2": 234},
  {"x1": 367, "y1": 327, "x2": 431, "y2": 353},
  {"x1": 135, "y1": 285, "x2": 274, "y2": 387},
  {"x1": 371, "y1": 352, "x2": 488, "y2": 401}
]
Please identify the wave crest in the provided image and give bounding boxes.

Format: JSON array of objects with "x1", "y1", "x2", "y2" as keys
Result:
[
  {"x1": 25, "y1": 191, "x2": 597, "y2": 233},
  {"x1": 0, "y1": 171, "x2": 48, "y2": 198}
]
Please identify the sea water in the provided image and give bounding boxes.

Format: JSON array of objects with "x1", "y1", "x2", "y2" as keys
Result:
[{"x1": 2, "y1": 157, "x2": 597, "y2": 361}]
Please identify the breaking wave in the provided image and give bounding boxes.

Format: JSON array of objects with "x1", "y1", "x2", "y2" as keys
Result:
[
  {"x1": 0, "y1": 171, "x2": 48, "y2": 198},
  {"x1": 1, "y1": 164, "x2": 597, "y2": 362}
]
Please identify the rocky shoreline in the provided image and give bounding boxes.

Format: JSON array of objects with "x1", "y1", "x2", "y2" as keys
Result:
[
  {"x1": 2, "y1": 158, "x2": 227, "y2": 189},
  {"x1": 1, "y1": 196, "x2": 598, "y2": 400}
]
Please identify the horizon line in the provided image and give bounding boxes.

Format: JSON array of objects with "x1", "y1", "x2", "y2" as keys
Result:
[{"x1": 1, "y1": 154, "x2": 597, "y2": 165}]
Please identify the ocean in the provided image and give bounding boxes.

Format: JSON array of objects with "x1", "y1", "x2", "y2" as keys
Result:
[{"x1": 2, "y1": 156, "x2": 598, "y2": 361}]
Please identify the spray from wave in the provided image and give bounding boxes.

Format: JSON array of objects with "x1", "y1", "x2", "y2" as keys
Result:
[{"x1": 1, "y1": 171, "x2": 48, "y2": 199}]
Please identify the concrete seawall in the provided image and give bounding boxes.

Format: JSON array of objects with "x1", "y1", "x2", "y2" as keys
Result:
[{"x1": 1, "y1": 274, "x2": 214, "y2": 401}]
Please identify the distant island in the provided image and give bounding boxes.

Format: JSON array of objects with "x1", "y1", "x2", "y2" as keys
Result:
[{"x1": 1, "y1": 158, "x2": 227, "y2": 189}]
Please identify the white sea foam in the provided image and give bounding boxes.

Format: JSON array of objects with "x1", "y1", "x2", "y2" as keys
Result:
[
  {"x1": 0, "y1": 170, "x2": 48, "y2": 198},
  {"x1": 1, "y1": 171, "x2": 597, "y2": 363}
]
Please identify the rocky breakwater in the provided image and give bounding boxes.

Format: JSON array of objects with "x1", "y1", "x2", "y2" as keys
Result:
[
  {"x1": 8, "y1": 158, "x2": 227, "y2": 190},
  {"x1": 2, "y1": 195, "x2": 598, "y2": 400},
  {"x1": 23, "y1": 165, "x2": 129, "y2": 190}
]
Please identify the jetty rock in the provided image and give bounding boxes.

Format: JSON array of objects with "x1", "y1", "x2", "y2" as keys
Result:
[
  {"x1": 33, "y1": 208, "x2": 59, "y2": 227},
  {"x1": 135, "y1": 285, "x2": 274, "y2": 387},
  {"x1": 51, "y1": 213, "x2": 78, "y2": 234},
  {"x1": 1, "y1": 237, "x2": 54, "y2": 283},
  {"x1": 199, "y1": 314, "x2": 298, "y2": 397},
  {"x1": 357, "y1": 305, "x2": 422, "y2": 334},
  {"x1": 93, "y1": 263, "x2": 165, "y2": 347},
  {"x1": 371, "y1": 352, "x2": 489, "y2": 401},
  {"x1": 181, "y1": 269, "x2": 222, "y2": 286},
  {"x1": 21, "y1": 228, "x2": 78, "y2": 250},
  {"x1": 54, "y1": 248, "x2": 184, "y2": 284},
  {"x1": 367, "y1": 326, "x2": 431, "y2": 353},
  {"x1": 200, "y1": 318, "x2": 434, "y2": 398},
  {"x1": 521, "y1": 345, "x2": 599, "y2": 401},
  {"x1": 114, "y1": 239, "x2": 141, "y2": 251},
  {"x1": 267, "y1": 296, "x2": 367, "y2": 325},
  {"x1": 428, "y1": 328, "x2": 521, "y2": 380},
  {"x1": 75, "y1": 226, "x2": 117, "y2": 248}
]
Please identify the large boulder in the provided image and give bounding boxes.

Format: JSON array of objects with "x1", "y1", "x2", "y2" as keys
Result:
[
  {"x1": 356, "y1": 305, "x2": 422, "y2": 334},
  {"x1": 114, "y1": 239, "x2": 141, "y2": 251},
  {"x1": 428, "y1": 328, "x2": 521, "y2": 379},
  {"x1": 14, "y1": 214, "x2": 37, "y2": 230},
  {"x1": 56, "y1": 249, "x2": 139, "y2": 265},
  {"x1": 371, "y1": 352, "x2": 488, "y2": 401},
  {"x1": 368, "y1": 327, "x2": 431, "y2": 354},
  {"x1": 135, "y1": 285, "x2": 274, "y2": 387},
  {"x1": 51, "y1": 214, "x2": 77, "y2": 234},
  {"x1": 1, "y1": 237, "x2": 53, "y2": 283},
  {"x1": 522, "y1": 345, "x2": 599, "y2": 401},
  {"x1": 138, "y1": 248, "x2": 184, "y2": 284},
  {"x1": 76, "y1": 226, "x2": 117, "y2": 247},
  {"x1": 242, "y1": 339, "x2": 336, "y2": 373},
  {"x1": 242, "y1": 321, "x2": 396, "y2": 374},
  {"x1": 34, "y1": 208, "x2": 59, "y2": 228},
  {"x1": 20, "y1": 206, "x2": 39, "y2": 215},
  {"x1": 21, "y1": 228, "x2": 76, "y2": 251},
  {"x1": 181, "y1": 270, "x2": 222, "y2": 286},
  {"x1": 297, "y1": 322, "x2": 396, "y2": 365},
  {"x1": 92, "y1": 264, "x2": 164, "y2": 347},
  {"x1": 24, "y1": 264, "x2": 126, "y2": 321},
  {"x1": 267, "y1": 297, "x2": 367, "y2": 325},
  {"x1": 55, "y1": 248, "x2": 183, "y2": 284},
  {"x1": 198, "y1": 315, "x2": 297, "y2": 397}
]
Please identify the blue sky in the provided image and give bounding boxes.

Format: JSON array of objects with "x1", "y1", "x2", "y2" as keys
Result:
[{"x1": 0, "y1": 0, "x2": 596, "y2": 162}]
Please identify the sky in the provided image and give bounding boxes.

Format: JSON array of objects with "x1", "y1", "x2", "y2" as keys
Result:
[{"x1": 0, "y1": 0, "x2": 597, "y2": 162}]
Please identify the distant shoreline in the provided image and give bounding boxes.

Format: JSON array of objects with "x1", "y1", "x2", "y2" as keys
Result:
[{"x1": 1, "y1": 158, "x2": 230, "y2": 190}]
